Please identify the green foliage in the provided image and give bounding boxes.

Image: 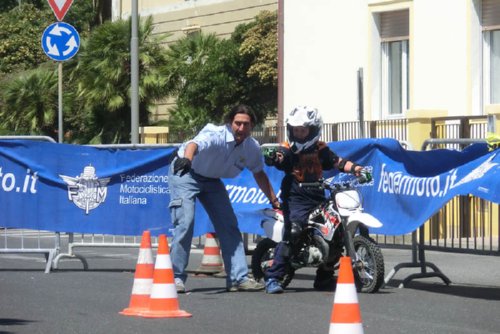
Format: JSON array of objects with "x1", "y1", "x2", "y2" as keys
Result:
[
  {"x1": 0, "y1": 4, "x2": 53, "y2": 74},
  {"x1": 0, "y1": 66, "x2": 58, "y2": 138},
  {"x1": 0, "y1": 2, "x2": 101, "y2": 75},
  {"x1": 164, "y1": 10, "x2": 278, "y2": 133},
  {"x1": 164, "y1": 33, "x2": 242, "y2": 121},
  {"x1": 165, "y1": 105, "x2": 211, "y2": 143},
  {"x1": 0, "y1": 7, "x2": 278, "y2": 144},
  {"x1": 230, "y1": 10, "x2": 278, "y2": 119},
  {"x1": 69, "y1": 16, "x2": 171, "y2": 143},
  {"x1": 238, "y1": 10, "x2": 278, "y2": 86},
  {"x1": 0, "y1": 0, "x2": 45, "y2": 12},
  {"x1": 0, "y1": 0, "x2": 21, "y2": 12},
  {"x1": 54, "y1": 0, "x2": 97, "y2": 36}
]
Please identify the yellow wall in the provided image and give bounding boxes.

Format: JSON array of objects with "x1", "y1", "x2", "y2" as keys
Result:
[
  {"x1": 406, "y1": 109, "x2": 447, "y2": 150},
  {"x1": 486, "y1": 105, "x2": 500, "y2": 134},
  {"x1": 140, "y1": 126, "x2": 169, "y2": 144},
  {"x1": 116, "y1": 0, "x2": 277, "y2": 44}
]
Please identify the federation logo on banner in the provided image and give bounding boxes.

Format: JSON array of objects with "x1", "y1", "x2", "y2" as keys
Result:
[{"x1": 60, "y1": 165, "x2": 110, "y2": 214}]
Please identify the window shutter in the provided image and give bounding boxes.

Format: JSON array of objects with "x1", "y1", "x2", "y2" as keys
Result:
[
  {"x1": 380, "y1": 10, "x2": 409, "y2": 41},
  {"x1": 482, "y1": 0, "x2": 500, "y2": 30}
]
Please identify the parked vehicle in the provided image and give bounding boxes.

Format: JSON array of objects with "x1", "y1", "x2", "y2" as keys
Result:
[{"x1": 251, "y1": 176, "x2": 385, "y2": 293}]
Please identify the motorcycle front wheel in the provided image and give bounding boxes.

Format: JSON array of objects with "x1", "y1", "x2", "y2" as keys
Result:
[
  {"x1": 352, "y1": 235, "x2": 385, "y2": 293},
  {"x1": 251, "y1": 238, "x2": 295, "y2": 288}
]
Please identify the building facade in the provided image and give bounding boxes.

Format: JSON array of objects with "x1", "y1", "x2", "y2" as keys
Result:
[
  {"x1": 283, "y1": 0, "x2": 500, "y2": 126},
  {"x1": 112, "y1": 0, "x2": 500, "y2": 141}
]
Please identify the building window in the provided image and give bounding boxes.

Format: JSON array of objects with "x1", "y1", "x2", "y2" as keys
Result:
[
  {"x1": 382, "y1": 40, "x2": 409, "y2": 116},
  {"x1": 484, "y1": 30, "x2": 500, "y2": 103},
  {"x1": 379, "y1": 10, "x2": 409, "y2": 118},
  {"x1": 482, "y1": 0, "x2": 500, "y2": 104}
]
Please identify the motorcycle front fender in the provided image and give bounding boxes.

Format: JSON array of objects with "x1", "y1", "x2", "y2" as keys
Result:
[
  {"x1": 347, "y1": 212, "x2": 383, "y2": 229},
  {"x1": 261, "y1": 219, "x2": 284, "y2": 243}
]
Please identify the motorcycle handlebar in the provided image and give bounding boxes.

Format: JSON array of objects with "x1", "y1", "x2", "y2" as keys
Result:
[
  {"x1": 298, "y1": 176, "x2": 368, "y2": 190},
  {"x1": 298, "y1": 182, "x2": 323, "y2": 188}
]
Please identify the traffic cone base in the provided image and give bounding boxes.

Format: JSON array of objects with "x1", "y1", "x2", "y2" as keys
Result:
[
  {"x1": 195, "y1": 233, "x2": 225, "y2": 275},
  {"x1": 139, "y1": 235, "x2": 192, "y2": 318},
  {"x1": 140, "y1": 310, "x2": 192, "y2": 318},
  {"x1": 119, "y1": 277, "x2": 154, "y2": 315},
  {"x1": 120, "y1": 231, "x2": 155, "y2": 317},
  {"x1": 329, "y1": 323, "x2": 364, "y2": 334},
  {"x1": 329, "y1": 256, "x2": 363, "y2": 334}
]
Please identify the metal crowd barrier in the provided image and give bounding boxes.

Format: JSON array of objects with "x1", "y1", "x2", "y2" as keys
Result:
[
  {"x1": 0, "y1": 138, "x2": 253, "y2": 272},
  {"x1": 0, "y1": 228, "x2": 58, "y2": 273},
  {"x1": 53, "y1": 143, "x2": 180, "y2": 270},
  {"x1": 4, "y1": 136, "x2": 494, "y2": 277},
  {"x1": 0, "y1": 136, "x2": 59, "y2": 273},
  {"x1": 383, "y1": 138, "x2": 491, "y2": 288}
]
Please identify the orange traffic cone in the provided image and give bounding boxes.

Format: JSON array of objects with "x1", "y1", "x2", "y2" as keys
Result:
[
  {"x1": 329, "y1": 256, "x2": 363, "y2": 334},
  {"x1": 120, "y1": 230, "x2": 155, "y2": 316},
  {"x1": 139, "y1": 234, "x2": 192, "y2": 318},
  {"x1": 194, "y1": 233, "x2": 225, "y2": 275}
]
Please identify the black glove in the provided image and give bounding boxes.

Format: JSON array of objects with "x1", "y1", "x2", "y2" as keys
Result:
[
  {"x1": 263, "y1": 148, "x2": 277, "y2": 166},
  {"x1": 357, "y1": 168, "x2": 372, "y2": 184},
  {"x1": 173, "y1": 157, "x2": 191, "y2": 176}
]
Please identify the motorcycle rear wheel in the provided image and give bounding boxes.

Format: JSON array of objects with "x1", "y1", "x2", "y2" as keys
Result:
[
  {"x1": 251, "y1": 238, "x2": 295, "y2": 288},
  {"x1": 352, "y1": 235, "x2": 385, "y2": 293}
]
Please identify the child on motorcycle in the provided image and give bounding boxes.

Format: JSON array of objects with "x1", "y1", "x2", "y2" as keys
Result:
[{"x1": 263, "y1": 105, "x2": 371, "y2": 294}]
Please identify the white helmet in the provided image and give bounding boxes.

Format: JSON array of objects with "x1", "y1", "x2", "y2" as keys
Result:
[{"x1": 285, "y1": 105, "x2": 323, "y2": 153}]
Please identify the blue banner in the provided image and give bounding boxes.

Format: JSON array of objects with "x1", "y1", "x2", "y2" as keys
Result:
[
  {"x1": 0, "y1": 139, "x2": 498, "y2": 236},
  {"x1": 325, "y1": 139, "x2": 499, "y2": 235},
  {"x1": 0, "y1": 140, "x2": 174, "y2": 236}
]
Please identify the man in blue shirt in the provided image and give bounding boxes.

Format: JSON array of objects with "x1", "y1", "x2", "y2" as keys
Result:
[{"x1": 169, "y1": 104, "x2": 280, "y2": 292}]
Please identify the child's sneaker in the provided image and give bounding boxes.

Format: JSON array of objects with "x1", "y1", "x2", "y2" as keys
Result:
[{"x1": 265, "y1": 279, "x2": 284, "y2": 294}]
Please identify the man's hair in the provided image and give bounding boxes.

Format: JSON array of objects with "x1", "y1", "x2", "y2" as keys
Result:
[{"x1": 224, "y1": 104, "x2": 257, "y2": 126}]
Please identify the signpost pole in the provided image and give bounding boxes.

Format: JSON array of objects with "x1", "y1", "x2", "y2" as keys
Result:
[{"x1": 58, "y1": 63, "x2": 63, "y2": 143}]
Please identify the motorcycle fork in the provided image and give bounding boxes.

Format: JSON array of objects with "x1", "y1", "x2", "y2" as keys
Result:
[
  {"x1": 343, "y1": 228, "x2": 359, "y2": 262},
  {"x1": 343, "y1": 228, "x2": 366, "y2": 277}
]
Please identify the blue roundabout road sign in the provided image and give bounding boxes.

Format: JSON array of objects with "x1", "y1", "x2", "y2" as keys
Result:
[{"x1": 41, "y1": 22, "x2": 80, "y2": 62}]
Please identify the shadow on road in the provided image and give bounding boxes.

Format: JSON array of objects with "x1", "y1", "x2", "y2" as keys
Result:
[
  {"x1": 0, "y1": 318, "x2": 36, "y2": 334},
  {"x1": 386, "y1": 279, "x2": 500, "y2": 301}
]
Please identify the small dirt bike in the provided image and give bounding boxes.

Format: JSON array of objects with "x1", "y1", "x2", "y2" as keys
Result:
[{"x1": 251, "y1": 176, "x2": 385, "y2": 293}]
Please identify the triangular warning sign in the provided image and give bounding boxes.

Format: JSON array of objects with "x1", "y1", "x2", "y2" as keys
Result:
[{"x1": 47, "y1": 0, "x2": 74, "y2": 21}]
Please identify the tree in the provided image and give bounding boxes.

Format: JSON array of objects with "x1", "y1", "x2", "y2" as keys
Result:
[
  {"x1": 0, "y1": 2, "x2": 102, "y2": 75},
  {"x1": 0, "y1": 4, "x2": 53, "y2": 74},
  {"x1": 0, "y1": 0, "x2": 45, "y2": 12},
  {"x1": 163, "y1": 33, "x2": 242, "y2": 127},
  {"x1": 70, "y1": 16, "x2": 171, "y2": 143},
  {"x1": 0, "y1": 7, "x2": 279, "y2": 143},
  {"x1": 237, "y1": 10, "x2": 278, "y2": 87},
  {"x1": 165, "y1": 105, "x2": 211, "y2": 142},
  {"x1": 0, "y1": 66, "x2": 58, "y2": 138},
  {"x1": 163, "y1": 11, "x2": 278, "y2": 137},
  {"x1": 232, "y1": 10, "x2": 278, "y2": 117},
  {"x1": 0, "y1": 12, "x2": 171, "y2": 144}
]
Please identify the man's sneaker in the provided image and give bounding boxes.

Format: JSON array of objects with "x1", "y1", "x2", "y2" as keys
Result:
[
  {"x1": 265, "y1": 279, "x2": 284, "y2": 294},
  {"x1": 175, "y1": 278, "x2": 186, "y2": 293},
  {"x1": 226, "y1": 278, "x2": 264, "y2": 292}
]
